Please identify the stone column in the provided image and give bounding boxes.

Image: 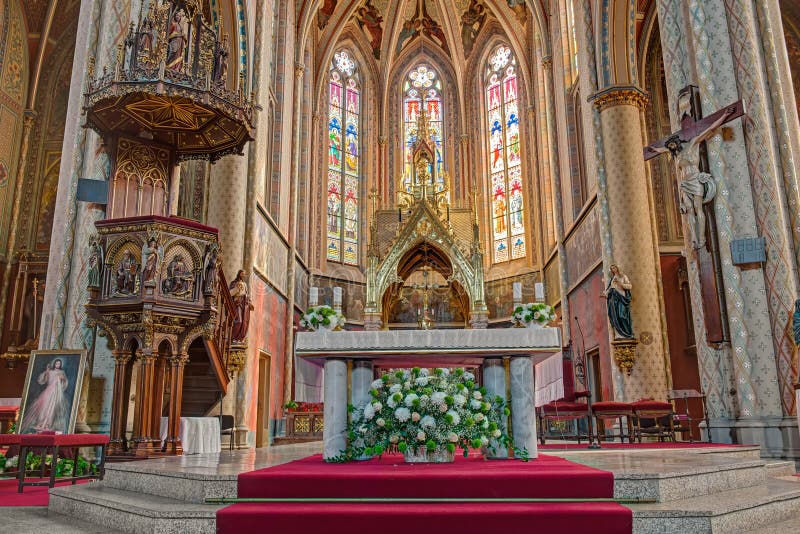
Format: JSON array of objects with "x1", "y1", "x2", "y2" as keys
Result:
[
  {"x1": 510, "y1": 356, "x2": 537, "y2": 459},
  {"x1": 482, "y1": 358, "x2": 508, "y2": 458},
  {"x1": 323, "y1": 358, "x2": 348, "y2": 460},
  {"x1": 351, "y1": 360, "x2": 374, "y2": 410},
  {"x1": 109, "y1": 350, "x2": 132, "y2": 455},
  {"x1": 164, "y1": 353, "x2": 188, "y2": 455},
  {"x1": 591, "y1": 86, "x2": 668, "y2": 402}
]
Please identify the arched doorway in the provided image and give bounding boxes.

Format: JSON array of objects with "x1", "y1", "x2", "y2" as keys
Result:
[{"x1": 382, "y1": 241, "x2": 469, "y2": 328}]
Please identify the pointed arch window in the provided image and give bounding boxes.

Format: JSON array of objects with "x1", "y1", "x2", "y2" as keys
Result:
[
  {"x1": 402, "y1": 64, "x2": 445, "y2": 193},
  {"x1": 486, "y1": 45, "x2": 525, "y2": 263},
  {"x1": 327, "y1": 50, "x2": 360, "y2": 265}
]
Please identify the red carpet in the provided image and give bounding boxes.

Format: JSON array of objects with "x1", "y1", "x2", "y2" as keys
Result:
[
  {"x1": 0, "y1": 477, "x2": 90, "y2": 506},
  {"x1": 218, "y1": 453, "x2": 632, "y2": 534},
  {"x1": 540, "y1": 442, "x2": 754, "y2": 450}
]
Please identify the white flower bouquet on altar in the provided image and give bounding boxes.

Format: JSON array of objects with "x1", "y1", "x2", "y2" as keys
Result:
[
  {"x1": 330, "y1": 368, "x2": 526, "y2": 463},
  {"x1": 300, "y1": 305, "x2": 345, "y2": 331},
  {"x1": 513, "y1": 302, "x2": 556, "y2": 328}
]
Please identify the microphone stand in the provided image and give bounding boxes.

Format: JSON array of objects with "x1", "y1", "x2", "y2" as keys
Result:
[{"x1": 575, "y1": 316, "x2": 600, "y2": 449}]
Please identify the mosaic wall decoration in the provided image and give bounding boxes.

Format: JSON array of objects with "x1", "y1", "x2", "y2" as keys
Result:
[{"x1": 485, "y1": 45, "x2": 525, "y2": 263}]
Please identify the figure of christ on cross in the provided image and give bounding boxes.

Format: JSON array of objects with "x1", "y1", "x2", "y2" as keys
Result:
[{"x1": 644, "y1": 90, "x2": 745, "y2": 250}]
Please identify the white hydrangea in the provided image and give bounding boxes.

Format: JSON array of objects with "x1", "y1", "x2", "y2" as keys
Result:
[
  {"x1": 417, "y1": 431, "x2": 426, "y2": 441},
  {"x1": 371, "y1": 379, "x2": 384, "y2": 389},
  {"x1": 464, "y1": 371, "x2": 475, "y2": 381},
  {"x1": 439, "y1": 368, "x2": 450, "y2": 377},
  {"x1": 404, "y1": 393, "x2": 419, "y2": 407},
  {"x1": 403, "y1": 381, "x2": 412, "y2": 390},
  {"x1": 419, "y1": 368, "x2": 430, "y2": 377},
  {"x1": 394, "y1": 407, "x2": 411, "y2": 422},
  {"x1": 474, "y1": 413, "x2": 485, "y2": 423},
  {"x1": 376, "y1": 418, "x2": 386, "y2": 427},
  {"x1": 482, "y1": 419, "x2": 489, "y2": 429},
  {"x1": 389, "y1": 384, "x2": 403, "y2": 394},
  {"x1": 492, "y1": 429, "x2": 502, "y2": 438},
  {"x1": 432, "y1": 391, "x2": 447, "y2": 404},
  {"x1": 446, "y1": 410, "x2": 461, "y2": 425},
  {"x1": 387, "y1": 397, "x2": 397, "y2": 408},
  {"x1": 453, "y1": 394, "x2": 467, "y2": 407},
  {"x1": 420, "y1": 415, "x2": 436, "y2": 429},
  {"x1": 448, "y1": 432, "x2": 459, "y2": 443},
  {"x1": 372, "y1": 402, "x2": 383, "y2": 412},
  {"x1": 363, "y1": 404, "x2": 375, "y2": 420},
  {"x1": 470, "y1": 399, "x2": 483, "y2": 410},
  {"x1": 415, "y1": 376, "x2": 429, "y2": 386},
  {"x1": 472, "y1": 391, "x2": 482, "y2": 400}
]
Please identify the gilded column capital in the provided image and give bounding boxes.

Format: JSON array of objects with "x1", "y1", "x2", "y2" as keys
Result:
[
  {"x1": 378, "y1": 136, "x2": 388, "y2": 146},
  {"x1": 590, "y1": 85, "x2": 650, "y2": 112},
  {"x1": 295, "y1": 63, "x2": 306, "y2": 77},
  {"x1": 460, "y1": 134, "x2": 469, "y2": 145},
  {"x1": 541, "y1": 56, "x2": 553, "y2": 70}
]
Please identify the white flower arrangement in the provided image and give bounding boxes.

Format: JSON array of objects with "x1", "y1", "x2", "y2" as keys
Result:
[
  {"x1": 512, "y1": 302, "x2": 556, "y2": 327},
  {"x1": 300, "y1": 305, "x2": 346, "y2": 331},
  {"x1": 336, "y1": 367, "x2": 516, "y2": 461}
]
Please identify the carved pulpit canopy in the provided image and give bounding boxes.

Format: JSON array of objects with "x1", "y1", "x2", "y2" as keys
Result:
[{"x1": 84, "y1": 0, "x2": 254, "y2": 162}]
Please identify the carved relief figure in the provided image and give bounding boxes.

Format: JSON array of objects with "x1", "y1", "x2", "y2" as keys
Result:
[
  {"x1": 166, "y1": 10, "x2": 188, "y2": 71},
  {"x1": 461, "y1": 1, "x2": 486, "y2": 57},
  {"x1": 604, "y1": 264, "x2": 634, "y2": 339},
  {"x1": 87, "y1": 238, "x2": 103, "y2": 289},
  {"x1": 214, "y1": 34, "x2": 230, "y2": 85},
  {"x1": 114, "y1": 250, "x2": 140, "y2": 296},
  {"x1": 229, "y1": 270, "x2": 253, "y2": 342},
  {"x1": 162, "y1": 254, "x2": 192, "y2": 296},
  {"x1": 203, "y1": 243, "x2": 220, "y2": 294},
  {"x1": 357, "y1": 1, "x2": 383, "y2": 59},
  {"x1": 138, "y1": 17, "x2": 154, "y2": 55},
  {"x1": 141, "y1": 236, "x2": 163, "y2": 285}
]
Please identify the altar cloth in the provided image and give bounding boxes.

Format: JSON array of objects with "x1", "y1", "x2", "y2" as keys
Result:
[{"x1": 159, "y1": 416, "x2": 220, "y2": 454}]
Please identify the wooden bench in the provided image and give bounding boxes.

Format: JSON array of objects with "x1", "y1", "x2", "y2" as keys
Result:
[{"x1": 17, "y1": 433, "x2": 109, "y2": 493}]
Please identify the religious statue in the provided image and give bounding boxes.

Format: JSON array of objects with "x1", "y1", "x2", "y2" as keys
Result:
[
  {"x1": 141, "y1": 235, "x2": 163, "y2": 285},
  {"x1": 166, "y1": 9, "x2": 188, "y2": 72},
  {"x1": 114, "y1": 250, "x2": 139, "y2": 296},
  {"x1": 214, "y1": 34, "x2": 230, "y2": 86},
  {"x1": 203, "y1": 243, "x2": 220, "y2": 294},
  {"x1": 87, "y1": 238, "x2": 103, "y2": 289},
  {"x1": 162, "y1": 254, "x2": 192, "y2": 297},
  {"x1": 461, "y1": 0, "x2": 486, "y2": 57},
  {"x1": 646, "y1": 91, "x2": 740, "y2": 250},
  {"x1": 604, "y1": 264, "x2": 634, "y2": 339},
  {"x1": 229, "y1": 270, "x2": 253, "y2": 343},
  {"x1": 138, "y1": 16, "x2": 154, "y2": 56},
  {"x1": 356, "y1": 1, "x2": 383, "y2": 60}
]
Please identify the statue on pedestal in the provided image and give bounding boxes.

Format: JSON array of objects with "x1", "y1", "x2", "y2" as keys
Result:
[
  {"x1": 605, "y1": 264, "x2": 633, "y2": 339},
  {"x1": 141, "y1": 236, "x2": 163, "y2": 285},
  {"x1": 230, "y1": 270, "x2": 253, "y2": 343}
]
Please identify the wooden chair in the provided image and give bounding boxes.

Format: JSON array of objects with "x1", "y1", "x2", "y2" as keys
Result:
[
  {"x1": 591, "y1": 402, "x2": 635, "y2": 443},
  {"x1": 537, "y1": 355, "x2": 593, "y2": 444},
  {"x1": 632, "y1": 399, "x2": 676, "y2": 442},
  {"x1": 219, "y1": 415, "x2": 235, "y2": 451}
]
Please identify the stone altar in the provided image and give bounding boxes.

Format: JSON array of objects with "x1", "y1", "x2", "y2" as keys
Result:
[{"x1": 295, "y1": 328, "x2": 562, "y2": 460}]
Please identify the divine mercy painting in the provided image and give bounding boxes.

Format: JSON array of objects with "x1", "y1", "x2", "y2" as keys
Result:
[{"x1": 18, "y1": 350, "x2": 86, "y2": 434}]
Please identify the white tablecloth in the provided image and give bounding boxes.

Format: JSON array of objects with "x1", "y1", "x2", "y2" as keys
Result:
[
  {"x1": 160, "y1": 416, "x2": 221, "y2": 454},
  {"x1": 534, "y1": 352, "x2": 564, "y2": 408}
]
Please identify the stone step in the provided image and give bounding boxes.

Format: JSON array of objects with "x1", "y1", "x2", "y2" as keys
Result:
[
  {"x1": 741, "y1": 513, "x2": 800, "y2": 533},
  {"x1": 103, "y1": 462, "x2": 237, "y2": 503},
  {"x1": 764, "y1": 460, "x2": 796, "y2": 478},
  {"x1": 49, "y1": 482, "x2": 223, "y2": 534},
  {"x1": 629, "y1": 477, "x2": 800, "y2": 534}
]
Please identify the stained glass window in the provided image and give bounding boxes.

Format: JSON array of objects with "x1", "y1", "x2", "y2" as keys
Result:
[
  {"x1": 403, "y1": 64, "x2": 445, "y2": 193},
  {"x1": 486, "y1": 46, "x2": 525, "y2": 263},
  {"x1": 327, "y1": 50, "x2": 359, "y2": 265}
]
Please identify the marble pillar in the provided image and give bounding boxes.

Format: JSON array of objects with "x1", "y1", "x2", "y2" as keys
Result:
[
  {"x1": 593, "y1": 87, "x2": 668, "y2": 402},
  {"x1": 323, "y1": 359, "x2": 348, "y2": 460},
  {"x1": 482, "y1": 358, "x2": 508, "y2": 458},
  {"x1": 510, "y1": 356, "x2": 538, "y2": 459},
  {"x1": 351, "y1": 360, "x2": 374, "y2": 410}
]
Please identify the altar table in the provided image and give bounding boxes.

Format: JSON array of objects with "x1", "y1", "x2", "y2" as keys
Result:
[
  {"x1": 296, "y1": 328, "x2": 562, "y2": 461},
  {"x1": 160, "y1": 416, "x2": 221, "y2": 454}
]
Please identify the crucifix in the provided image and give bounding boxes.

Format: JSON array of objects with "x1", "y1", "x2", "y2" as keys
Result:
[{"x1": 644, "y1": 85, "x2": 745, "y2": 345}]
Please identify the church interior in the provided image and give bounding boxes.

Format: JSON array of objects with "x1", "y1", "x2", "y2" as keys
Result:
[{"x1": 1, "y1": 0, "x2": 800, "y2": 532}]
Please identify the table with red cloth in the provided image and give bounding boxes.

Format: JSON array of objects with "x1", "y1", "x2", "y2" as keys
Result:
[{"x1": 17, "y1": 433, "x2": 109, "y2": 493}]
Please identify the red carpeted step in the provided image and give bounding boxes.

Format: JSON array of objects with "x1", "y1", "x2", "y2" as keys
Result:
[
  {"x1": 237, "y1": 454, "x2": 614, "y2": 500},
  {"x1": 217, "y1": 501, "x2": 633, "y2": 534}
]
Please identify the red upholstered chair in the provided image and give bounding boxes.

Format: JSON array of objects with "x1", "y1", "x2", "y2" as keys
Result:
[
  {"x1": 537, "y1": 355, "x2": 593, "y2": 445},
  {"x1": 632, "y1": 399, "x2": 676, "y2": 443},
  {"x1": 591, "y1": 401, "x2": 635, "y2": 443},
  {"x1": 17, "y1": 433, "x2": 109, "y2": 493}
]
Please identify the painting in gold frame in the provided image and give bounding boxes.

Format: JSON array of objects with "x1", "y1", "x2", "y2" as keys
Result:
[{"x1": 17, "y1": 350, "x2": 87, "y2": 435}]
